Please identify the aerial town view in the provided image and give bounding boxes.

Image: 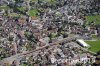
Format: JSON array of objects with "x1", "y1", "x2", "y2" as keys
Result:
[{"x1": 0, "y1": 0, "x2": 100, "y2": 66}]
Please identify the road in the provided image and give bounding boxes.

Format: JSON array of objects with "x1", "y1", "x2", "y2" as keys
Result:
[{"x1": 0, "y1": 36, "x2": 77, "y2": 65}]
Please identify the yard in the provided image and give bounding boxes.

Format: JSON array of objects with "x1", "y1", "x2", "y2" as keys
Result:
[
  {"x1": 86, "y1": 15, "x2": 100, "y2": 25},
  {"x1": 85, "y1": 40, "x2": 100, "y2": 52}
]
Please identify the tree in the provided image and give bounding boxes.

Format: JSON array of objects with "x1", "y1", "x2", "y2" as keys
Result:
[
  {"x1": 35, "y1": 59, "x2": 41, "y2": 64},
  {"x1": 48, "y1": 33, "x2": 52, "y2": 40},
  {"x1": 76, "y1": 63, "x2": 83, "y2": 66},
  {"x1": 24, "y1": 31, "x2": 37, "y2": 43},
  {"x1": 62, "y1": 33, "x2": 68, "y2": 38},
  {"x1": 97, "y1": 50, "x2": 100, "y2": 55},
  {"x1": 15, "y1": 0, "x2": 23, "y2": 3},
  {"x1": 8, "y1": 36, "x2": 13, "y2": 41}
]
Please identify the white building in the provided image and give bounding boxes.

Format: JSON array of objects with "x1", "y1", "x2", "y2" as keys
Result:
[{"x1": 76, "y1": 39, "x2": 90, "y2": 47}]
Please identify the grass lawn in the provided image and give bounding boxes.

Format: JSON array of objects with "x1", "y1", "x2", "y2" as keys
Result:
[
  {"x1": 31, "y1": 0, "x2": 56, "y2": 5},
  {"x1": 92, "y1": 35, "x2": 100, "y2": 40},
  {"x1": 43, "y1": 0, "x2": 56, "y2": 3},
  {"x1": 92, "y1": 35, "x2": 97, "y2": 38},
  {"x1": 8, "y1": 13, "x2": 19, "y2": 16},
  {"x1": 86, "y1": 41, "x2": 100, "y2": 52},
  {"x1": 17, "y1": 7, "x2": 26, "y2": 12},
  {"x1": 28, "y1": 9, "x2": 38, "y2": 16},
  {"x1": 31, "y1": 0, "x2": 56, "y2": 2},
  {"x1": 86, "y1": 15, "x2": 100, "y2": 24},
  {"x1": 0, "y1": 6, "x2": 9, "y2": 10},
  {"x1": 22, "y1": 64, "x2": 27, "y2": 66},
  {"x1": 31, "y1": 0, "x2": 38, "y2": 2}
]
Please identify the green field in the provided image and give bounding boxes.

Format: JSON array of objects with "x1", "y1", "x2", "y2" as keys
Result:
[
  {"x1": 28, "y1": 9, "x2": 38, "y2": 16},
  {"x1": 86, "y1": 41, "x2": 100, "y2": 52},
  {"x1": 86, "y1": 15, "x2": 100, "y2": 24}
]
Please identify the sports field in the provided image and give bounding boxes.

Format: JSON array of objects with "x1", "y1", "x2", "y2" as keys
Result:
[{"x1": 86, "y1": 40, "x2": 100, "y2": 52}]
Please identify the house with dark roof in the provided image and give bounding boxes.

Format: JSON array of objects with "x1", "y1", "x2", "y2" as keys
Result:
[{"x1": 97, "y1": 28, "x2": 100, "y2": 37}]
